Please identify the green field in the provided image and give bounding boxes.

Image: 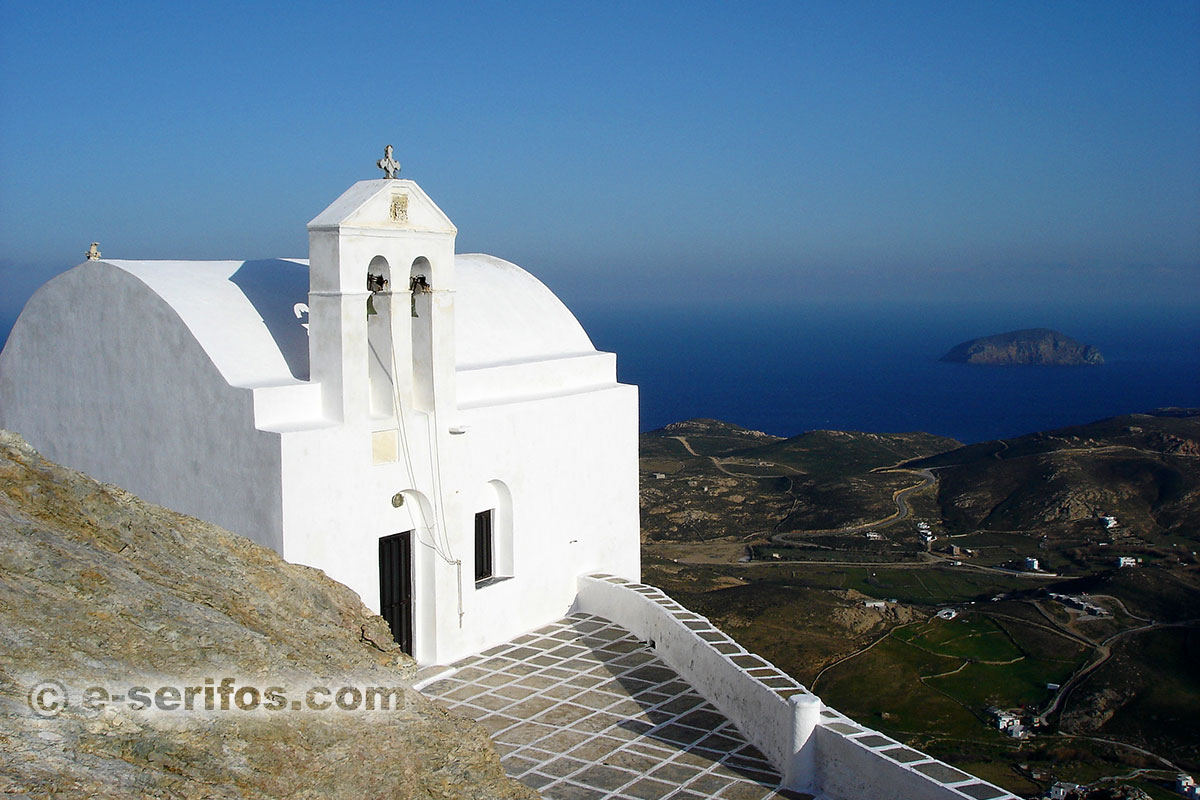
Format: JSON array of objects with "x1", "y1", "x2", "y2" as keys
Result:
[
  {"x1": 931, "y1": 657, "x2": 1077, "y2": 709},
  {"x1": 818, "y1": 611, "x2": 1089, "y2": 733},
  {"x1": 894, "y1": 616, "x2": 1022, "y2": 662},
  {"x1": 815, "y1": 635, "x2": 992, "y2": 740},
  {"x1": 772, "y1": 564, "x2": 1035, "y2": 604}
]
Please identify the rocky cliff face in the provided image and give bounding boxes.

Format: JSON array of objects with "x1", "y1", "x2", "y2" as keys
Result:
[
  {"x1": 0, "y1": 431, "x2": 536, "y2": 800},
  {"x1": 941, "y1": 328, "x2": 1104, "y2": 366}
]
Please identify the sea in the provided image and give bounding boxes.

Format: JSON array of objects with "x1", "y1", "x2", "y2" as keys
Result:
[
  {"x1": 1, "y1": 301, "x2": 1196, "y2": 446},
  {"x1": 577, "y1": 301, "x2": 1200, "y2": 444}
]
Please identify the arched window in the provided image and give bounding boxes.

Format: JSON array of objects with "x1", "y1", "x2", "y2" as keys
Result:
[{"x1": 475, "y1": 479, "x2": 514, "y2": 587}]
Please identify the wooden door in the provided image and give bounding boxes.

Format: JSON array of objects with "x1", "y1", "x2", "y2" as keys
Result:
[{"x1": 379, "y1": 531, "x2": 413, "y2": 654}]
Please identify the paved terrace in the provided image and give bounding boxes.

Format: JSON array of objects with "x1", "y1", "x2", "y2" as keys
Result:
[{"x1": 419, "y1": 613, "x2": 815, "y2": 800}]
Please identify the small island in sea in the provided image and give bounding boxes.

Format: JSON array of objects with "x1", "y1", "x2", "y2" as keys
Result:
[{"x1": 941, "y1": 327, "x2": 1104, "y2": 366}]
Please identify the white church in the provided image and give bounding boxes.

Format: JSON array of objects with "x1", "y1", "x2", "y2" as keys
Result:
[
  {"x1": 0, "y1": 151, "x2": 640, "y2": 666},
  {"x1": 1, "y1": 153, "x2": 1019, "y2": 799}
]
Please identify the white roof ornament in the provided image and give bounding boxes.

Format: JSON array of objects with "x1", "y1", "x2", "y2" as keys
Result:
[
  {"x1": 376, "y1": 145, "x2": 400, "y2": 179},
  {"x1": 85, "y1": 242, "x2": 101, "y2": 261}
]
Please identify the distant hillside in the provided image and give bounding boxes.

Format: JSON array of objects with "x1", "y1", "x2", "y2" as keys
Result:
[
  {"x1": 0, "y1": 431, "x2": 534, "y2": 800},
  {"x1": 942, "y1": 328, "x2": 1104, "y2": 366},
  {"x1": 640, "y1": 419, "x2": 959, "y2": 541},
  {"x1": 642, "y1": 410, "x2": 1200, "y2": 548},
  {"x1": 639, "y1": 412, "x2": 1200, "y2": 790},
  {"x1": 906, "y1": 409, "x2": 1200, "y2": 538},
  {"x1": 733, "y1": 428, "x2": 961, "y2": 478}
]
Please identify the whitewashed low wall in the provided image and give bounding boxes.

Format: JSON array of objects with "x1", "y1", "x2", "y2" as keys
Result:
[
  {"x1": 575, "y1": 574, "x2": 1019, "y2": 800},
  {"x1": 574, "y1": 574, "x2": 817, "y2": 783}
]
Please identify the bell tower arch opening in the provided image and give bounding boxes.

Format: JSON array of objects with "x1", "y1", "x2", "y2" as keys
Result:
[
  {"x1": 409, "y1": 256, "x2": 434, "y2": 411},
  {"x1": 366, "y1": 255, "x2": 395, "y2": 417}
]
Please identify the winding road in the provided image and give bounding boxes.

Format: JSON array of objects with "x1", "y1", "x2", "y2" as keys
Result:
[
  {"x1": 770, "y1": 467, "x2": 936, "y2": 547},
  {"x1": 668, "y1": 435, "x2": 805, "y2": 478},
  {"x1": 1036, "y1": 617, "x2": 1200, "y2": 726},
  {"x1": 667, "y1": 433, "x2": 941, "y2": 556}
]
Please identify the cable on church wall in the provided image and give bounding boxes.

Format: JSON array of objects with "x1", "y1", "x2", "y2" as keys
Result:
[
  {"x1": 373, "y1": 336, "x2": 454, "y2": 559},
  {"x1": 374, "y1": 324, "x2": 467, "y2": 628}
]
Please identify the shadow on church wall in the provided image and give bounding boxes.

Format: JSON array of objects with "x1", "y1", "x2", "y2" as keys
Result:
[{"x1": 230, "y1": 259, "x2": 311, "y2": 381}]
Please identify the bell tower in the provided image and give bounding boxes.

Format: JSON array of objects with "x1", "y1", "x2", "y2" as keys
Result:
[{"x1": 305, "y1": 149, "x2": 458, "y2": 424}]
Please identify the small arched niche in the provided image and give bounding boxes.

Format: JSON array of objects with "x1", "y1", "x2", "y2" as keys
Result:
[{"x1": 366, "y1": 255, "x2": 395, "y2": 417}]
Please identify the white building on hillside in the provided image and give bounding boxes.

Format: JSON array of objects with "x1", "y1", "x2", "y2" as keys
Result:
[
  {"x1": 0, "y1": 156, "x2": 639, "y2": 666},
  {"x1": 1047, "y1": 781, "x2": 1082, "y2": 800},
  {"x1": 0, "y1": 154, "x2": 1022, "y2": 800}
]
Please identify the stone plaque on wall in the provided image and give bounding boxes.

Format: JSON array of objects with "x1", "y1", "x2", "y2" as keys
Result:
[{"x1": 390, "y1": 194, "x2": 409, "y2": 224}]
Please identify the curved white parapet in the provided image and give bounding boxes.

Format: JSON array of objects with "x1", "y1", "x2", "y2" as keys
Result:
[{"x1": 575, "y1": 574, "x2": 1020, "y2": 800}]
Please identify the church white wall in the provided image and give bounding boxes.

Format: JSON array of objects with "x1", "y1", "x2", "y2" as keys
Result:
[
  {"x1": 0, "y1": 264, "x2": 285, "y2": 551},
  {"x1": 272, "y1": 413, "x2": 446, "y2": 664},
  {"x1": 270, "y1": 379, "x2": 638, "y2": 666},
  {"x1": 456, "y1": 352, "x2": 618, "y2": 408},
  {"x1": 447, "y1": 381, "x2": 640, "y2": 662}
]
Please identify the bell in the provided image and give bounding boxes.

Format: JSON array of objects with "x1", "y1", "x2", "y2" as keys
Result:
[{"x1": 367, "y1": 293, "x2": 378, "y2": 316}]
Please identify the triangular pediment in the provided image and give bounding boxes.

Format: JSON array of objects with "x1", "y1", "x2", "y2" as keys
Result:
[{"x1": 307, "y1": 179, "x2": 456, "y2": 234}]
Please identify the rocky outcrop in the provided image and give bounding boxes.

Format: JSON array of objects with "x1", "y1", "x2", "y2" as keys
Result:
[
  {"x1": 660, "y1": 419, "x2": 781, "y2": 441},
  {"x1": 0, "y1": 431, "x2": 537, "y2": 800},
  {"x1": 1151, "y1": 431, "x2": 1200, "y2": 456},
  {"x1": 941, "y1": 328, "x2": 1104, "y2": 366},
  {"x1": 828, "y1": 590, "x2": 921, "y2": 634}
]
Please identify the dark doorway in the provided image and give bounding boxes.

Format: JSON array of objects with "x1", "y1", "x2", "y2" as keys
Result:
[
  {"x1": 379, "y1": 531, "x2": 413, "y2": 654},
  {"x1": 475, "y1": 510, "x2": 494, "y2": 583}
]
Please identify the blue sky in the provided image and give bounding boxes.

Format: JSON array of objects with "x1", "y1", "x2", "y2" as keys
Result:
[{"x1": 1, "y1": 0, "x2": 1198, "y2": 321}]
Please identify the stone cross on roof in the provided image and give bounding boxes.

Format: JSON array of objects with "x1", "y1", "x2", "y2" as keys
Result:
[
  {"x1": 85, "y1": 242, "x2": 101, "y2": 261},
  {"x1": 376, "y1": 145, "x2": 400, "y2": 179}
]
